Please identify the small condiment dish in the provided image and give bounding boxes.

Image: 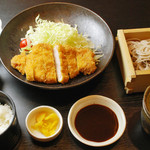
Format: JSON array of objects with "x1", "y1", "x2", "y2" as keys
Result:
[
  {"x1": 0, "y1": 91, "x2": 21, "y2": 149},
  {"x1": 25, "y1": 105, "x2": 63, "y2": 142},
  {"x1": 68, "y1": 95, "x2": 126, "y2": 147}
]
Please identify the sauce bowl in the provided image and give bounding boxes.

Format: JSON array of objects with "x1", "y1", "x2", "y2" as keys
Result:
[{"x1": 68, "y1": 95, "x2": 126, "y2": 147}]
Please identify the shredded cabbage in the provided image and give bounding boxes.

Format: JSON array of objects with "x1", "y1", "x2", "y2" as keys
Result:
[
  {"x1": 24, "y1": 15, "x2": 94, "y2": 49},
  {"x1": 20, "y1": 15, "x2": 103, "y2": 62}
]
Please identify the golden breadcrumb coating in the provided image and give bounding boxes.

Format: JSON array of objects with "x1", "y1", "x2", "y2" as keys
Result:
[
  {"x1": 11, "y1": 43, "x2": 57, "y2": 83},
  {"x1": 29, "y1": 43, "x2": 57, "y2": 83},
  {"x1": 64, "y1": 45, "x2": 79, "y2": 79},
  {"x1": 25, "y1": 54, "x2": 34, "y2": 81},
  {"x1": 11, "y1": 43, "x2": 97, "y2": 84},
  {"x1": 76, "y1": 48, "x2": 97, "y2": 75},
  {"x1": 31, "y1": 44, "x2": 46, "y2": 82},
  {"x1": 11, "y1": 51, "x2": 26, "y2": 75},
  {"x1": 42, "y1": 44, "x2": 57, "y2": 83}
]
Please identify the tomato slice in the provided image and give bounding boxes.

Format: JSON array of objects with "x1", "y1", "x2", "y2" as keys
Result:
[{"x1": 20, "y1": 39, "x2": 27, "y2": 48}]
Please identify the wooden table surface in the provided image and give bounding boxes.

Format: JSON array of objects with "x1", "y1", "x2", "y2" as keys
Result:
[{"x1": 0, "y1": 0, "x2": 150, "y2": 149}]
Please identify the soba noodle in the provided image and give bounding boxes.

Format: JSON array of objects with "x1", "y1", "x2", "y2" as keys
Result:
[{"x1": 127, "y1": 38, "x2": 150, "y2": 70}]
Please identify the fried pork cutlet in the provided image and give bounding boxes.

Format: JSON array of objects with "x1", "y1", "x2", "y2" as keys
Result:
[
  {"x1": 27, "y1": 43, "x2": 57, "y2": 83},
  {"x1": 42, "y1": 44, "x2": 57, "y2": 84},
  {"x1": 11, "y1": 51, "x2": 26, "y2": 75},
  {"x1": 53, "y1": 44, "x2": 69, "y2": 84},
  {"x1": 76, "y1": 48, "x2": 97, "y2": 75},
  {"x1": 30, "y1": 44, "x2": 46, "y2": 83},
  {"x1": 25, "y1": 54, "x2": 34, "y2": 81},
  {"x1": 64, "y1": 45, "x2": 79, "y2": 79},
  {"x1": 11, "y1": 43, "x2": 57, "y2": 84},
  {"x1": 11, "y1": 43, "x2": 97, "y2": 84}
]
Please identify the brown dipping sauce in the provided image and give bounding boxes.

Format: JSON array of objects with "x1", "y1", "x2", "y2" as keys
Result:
[{"x1": 75, "y1": 104, "x2": 118, "y2": 142}]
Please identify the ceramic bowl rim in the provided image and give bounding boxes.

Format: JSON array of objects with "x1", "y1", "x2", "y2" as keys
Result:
[
  {"x1": 25, "y1": 105, "x2": 63, "y2": 142},
  {"x1": 67, "y1": 95, "x2": 126, "y2": 147}
]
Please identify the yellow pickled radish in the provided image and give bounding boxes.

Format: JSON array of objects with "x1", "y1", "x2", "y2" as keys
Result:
[
  {"x1": 36, "y1": 112, "x2": 46, "y2": 122},
  {"x1": 32, "y1": 111, "x2": 59, "y2": 137}
]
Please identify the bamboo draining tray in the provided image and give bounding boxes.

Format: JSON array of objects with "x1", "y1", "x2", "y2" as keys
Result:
[{"x1": 116, "y1": 28, "x2": 150, "y2": 94}]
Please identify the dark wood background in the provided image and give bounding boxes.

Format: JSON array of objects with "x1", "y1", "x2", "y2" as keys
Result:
[{"x1": 0, "y1": 0, "x2": 150, "y2": 149}]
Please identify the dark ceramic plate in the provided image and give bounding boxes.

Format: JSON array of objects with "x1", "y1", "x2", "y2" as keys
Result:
[{"x1": 0, "y1": 2, "x2": 114, "y2": 89}]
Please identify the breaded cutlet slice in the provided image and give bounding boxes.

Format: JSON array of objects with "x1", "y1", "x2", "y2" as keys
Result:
[
  {"x1": 76, "y1": 48, "x2": 97, "y2": 75},
  {"x1": 53, "y1": 44, "x2": 69, "y2": 84},
  {"x1": 30, "y1": 44, "x2": 46, "y2": 83},
  {"x1": 42, "y1": 44, "x2": 57, "y2": 83},
  {"x1": 25, "y1": 54, "x2": 34, "y2": 81},
  {"x1": 30, "y1": 43, "x2": 57, "y2": 83},
  {"x1": 11, "y1": 51, "x2": 26, "y2": 75},
  {"x1": 64, "y1": 45, "x2": 79, "y2": 79}
]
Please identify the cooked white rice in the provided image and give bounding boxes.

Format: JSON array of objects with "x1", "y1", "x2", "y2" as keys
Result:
[{"x1": 0, "y1": 104, "x2": 13, "y2": 134}]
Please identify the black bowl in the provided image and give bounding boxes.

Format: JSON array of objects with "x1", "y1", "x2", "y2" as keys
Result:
[
  {"x1": 0, "y1": 2, "x2": 114, "y2": 89},
  {"x1": 0, "y1": 91, "x2": 21, "y2": 149}
]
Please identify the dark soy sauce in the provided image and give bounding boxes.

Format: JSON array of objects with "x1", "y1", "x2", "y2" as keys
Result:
[{"x1": 75, "y1": 104, "x2": 118, "y2": 142}]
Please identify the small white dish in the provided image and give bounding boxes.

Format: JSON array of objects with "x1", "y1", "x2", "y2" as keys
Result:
[
  {"x1": 68, "y1": 95, "x2": 126, "y2": 147},
  {"x1": 25, "y1": 105, "x2": 63, "y2": 142}
]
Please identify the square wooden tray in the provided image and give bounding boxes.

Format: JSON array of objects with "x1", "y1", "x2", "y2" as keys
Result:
[{"x1": 116, "y1": 28, "x2": 150, "y2": 94}]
